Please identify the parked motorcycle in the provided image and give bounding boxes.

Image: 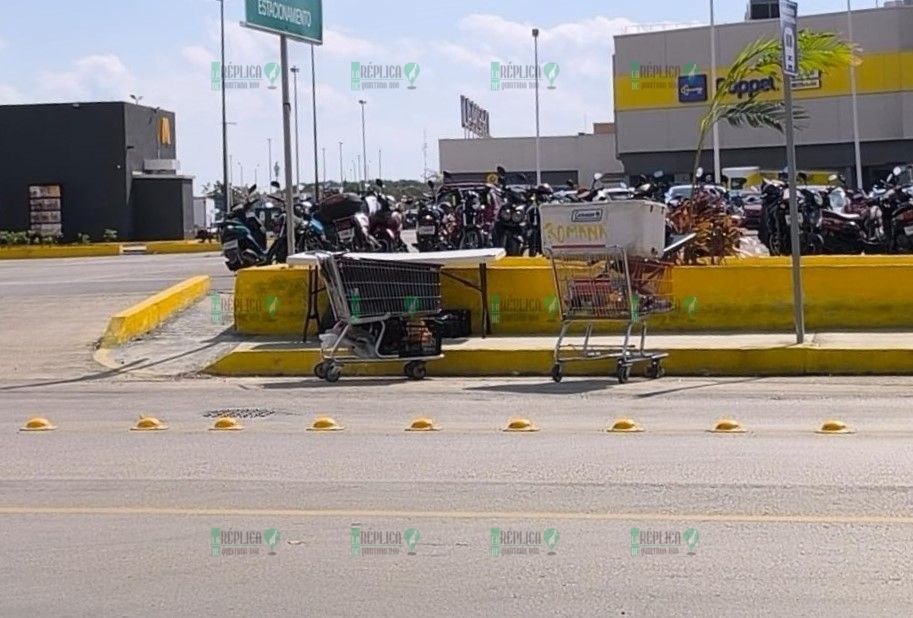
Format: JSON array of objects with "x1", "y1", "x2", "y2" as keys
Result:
[
  {"x1": 414, "y1": 180, "x2": 455, "y2": 252},
  {"x1": 366, "y1": 179, "x2": 407, "y2": 252},
  {"x1": 311, "y1": 191, "x2": 377, "y2": 252}
]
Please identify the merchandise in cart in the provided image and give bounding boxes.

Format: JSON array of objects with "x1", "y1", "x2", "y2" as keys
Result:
[
  {"x1": 310, "y1": 251, "x2": 443, "y2": 382},
  {"x1": 548, "y1": 245, "x2": 673, "y2": 383}
]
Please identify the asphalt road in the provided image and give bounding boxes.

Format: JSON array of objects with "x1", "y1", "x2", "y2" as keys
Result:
[{"x1": 1, "y1": 254, "x2": 912, "y2": 616}]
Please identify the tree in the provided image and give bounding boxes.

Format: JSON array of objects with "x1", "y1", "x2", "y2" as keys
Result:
[{"x1": 693, "y1": 30, "x2": 859, "y2": 182}]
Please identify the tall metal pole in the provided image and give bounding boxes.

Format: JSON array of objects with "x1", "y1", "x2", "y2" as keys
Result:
[
  {"x1": 338, "y1": 141, "x2": 344, "y2": 189},
  {"x1": 532, "y1": 28, "x2": 541, "y2": 185},
  {"x1": 358, "y1": 99, "x2": 368, "y2": 186},
  {"x1": 784, "y1": 77, "x2": 806, "y2": 344},
  {"x1": 219, "y1": 0, "x2": 230, "y2": 211},
  {"x1": 280, "y1": 36, "x2": 296, "y2": 259},
  {"x1": 378, "y1": 149, "x2": 382, "y2": 179},
  {"x1": 238, "y1": 161, "x2": 244, "y2": 185},
  {"x1": 290, "y1": 66, "x2": 301, "y2": 191},
  {"x1": 847, "y1": 0, "x2": 863, "y2": 189},
  {"x1": 310, "y1": 44, "x2": 320, "y2": 201},
  {"x1": 710, "y1": 0, "x2": 721, "y2": 184}
]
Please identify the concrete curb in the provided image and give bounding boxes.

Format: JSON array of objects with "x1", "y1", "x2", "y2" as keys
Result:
[
  {"x1": 100, "y1": 275, "x2": 211, "y2": 347},
  {"x1": 203, "y1": 342, "x2": 913, "y2": 377}
]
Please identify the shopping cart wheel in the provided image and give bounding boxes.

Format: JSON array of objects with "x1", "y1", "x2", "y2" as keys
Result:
[
  {"x1": 616, "y1": 362, "x2": 631, "y2": 384},
  {"x1": 551, "y1": 364, "x2": 563, "y2": 383},
  {"x1": 324, "y1": 363, "x2": 342, "y2": 383},
  {"x1": 404, "y1": 361, "x2": 427, "y2": 380},
  {"x1": 313, "y1": 362, "x2": 327, "y2": 380},
  {"x1": 645, "y1": 360, "x2": 666, "y2": 380}
]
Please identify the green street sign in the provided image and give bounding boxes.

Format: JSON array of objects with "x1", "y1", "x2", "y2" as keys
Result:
[{"x1": 244, "y1": 0, "x2": 323, "y2": 45}]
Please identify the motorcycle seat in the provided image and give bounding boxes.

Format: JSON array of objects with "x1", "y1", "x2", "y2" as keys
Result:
[{"x1": 822, "y1": 209, "x2": 861, "y2": 222}]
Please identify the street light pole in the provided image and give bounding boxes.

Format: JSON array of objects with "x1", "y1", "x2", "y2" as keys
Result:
[
  {"x1": 338, "y1": 141, "x2": 344, "y2": 189},
  {"x1": 847, "y1": 0, "x2": 863, "y2": 189},
  {"x1": 378, "y1": 148, "x2": 382, "y2": 179},
  {"x1": 358, "y1": 99, "x2": 368, "y2": 187},
  {"x1": 310, "y1": 44, "x2": 320, "y2": 201},
  {"x1": 218, "y1": 0, "x2": 230, "y2": 212},
  {"x1": 238, "y1": 161, "x2": 244, "y2": 185},
  {"x1": 532, "y1": 28, "x2": 542, "y2": 186},
  {"x1": 710, "y1": 0, "x2": 721, "y2": 184},
  {"x1": 290, "y1": 65, "x2": 301, "y2": 191}
]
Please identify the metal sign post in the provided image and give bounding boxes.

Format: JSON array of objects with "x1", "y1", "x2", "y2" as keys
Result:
[
  {"x1": 242, "y1": 0, "x2": 323, "y2": 259},
  {"x1": 780, "y1": 0, "x2": 805, "y2": 344}
]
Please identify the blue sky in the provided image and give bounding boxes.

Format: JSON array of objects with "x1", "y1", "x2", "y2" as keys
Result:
[{"x1": 0, "y1": 0, "x2": 854, "y2": 191}]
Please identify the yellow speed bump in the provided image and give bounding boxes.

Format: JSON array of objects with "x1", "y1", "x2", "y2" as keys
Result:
[
  {"x1": 405, "y1": 418, "x2": 439, "y2": 432},
  {"x1": 816, "y1": 419, "x2": 855, "y2": 435},
  {"x1": 131, "y1": 416, "x2": 168, "y2": 431},
  {"x1": 708, "y1": 418, "x2": 746, "y2": 434},
  {"x1": 307, "y1": 416, "x2": 344, "y2": 431},
  {"x1": 502, "y1": 417, "x2": 539, "y2": 432},
  {"x1": 607, "y1": 418, "x2": 644, "y2": 433},
  {"x1": 20, "y1": 417, "x2": 57, "y2": 432},
  {"x1": 210, "y1": 417, "x2": 244, "y2": 431}
]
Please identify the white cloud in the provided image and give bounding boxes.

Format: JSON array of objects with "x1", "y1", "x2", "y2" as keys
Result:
[
  {"x1": 0, "y1": 83, "x2": 23, "y2": 104},
  {"x1": 182, "y1": 45, "x2": 215, "y2": 69},
  {"x1": 322, "y1": 28, "x2": 385, "y2": 58},
  {"x1": 0, "y1": 36, "x2": 6, "y2": 51},
  {"x1": 39, "y1": 54, "x2": 135, "y2": 101}
]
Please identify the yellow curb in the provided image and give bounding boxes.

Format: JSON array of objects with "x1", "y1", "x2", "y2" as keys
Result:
[
  {"x1": 19, "y1": 417, "x2": 57, "y2": 432},
  {"x1": 100, "y1": 275, "x2": 211, "y2": 347},
  {"x1": 607, "y1": 418, "x2": 644, "y2": 433},
  {"x1": 143, "y1": 241, "x2": 221, "y2": 254},
  {"x1": 0, "y1": 244, "x2": 122, "y2": 260}
]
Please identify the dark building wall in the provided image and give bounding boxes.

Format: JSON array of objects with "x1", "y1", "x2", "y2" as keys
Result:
[
  {"x1": 131, "y1": 177, "x2": 194, "y2": 241},
  {"x1": 0, "y1": 102, "x2": 127, "y2": 241},
  {"x1": 0, "y1": 102, "x2": 179, "y2": 241}
]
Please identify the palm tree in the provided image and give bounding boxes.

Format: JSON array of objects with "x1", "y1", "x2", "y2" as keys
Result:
[{"x1": 692, "y1": 30, "x2": 859, "y2": 183}]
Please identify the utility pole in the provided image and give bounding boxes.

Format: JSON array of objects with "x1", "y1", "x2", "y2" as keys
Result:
[
  {"x1": 358, "y1": 99, "x2": 368, "y2": 187},
  {"x1": 218, "y1": 0, "x2": 230, "y2": 212},
  {"x1": 338, "y1": 141, "x2": 344, "y2": 190},
  {"x1": 532, "y1": 27, "x2": 541, "y2": 185},
  {"x1": 290, "y1": 66, "x2": 301, "y2": 191}
]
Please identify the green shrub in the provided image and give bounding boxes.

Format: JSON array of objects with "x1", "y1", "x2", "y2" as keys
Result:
[
  {"x1": 103, "y1": 228, "x2": 118, "y2": 242},
  {"x1": 77, "y1": 233, "x2": 91, "y2": 245}
]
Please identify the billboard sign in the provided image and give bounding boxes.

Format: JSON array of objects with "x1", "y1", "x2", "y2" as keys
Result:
[
  {"x1": 460, "y1": 95, "x2": 490, "y2": 138},
  {"x1": 243, "y1": 0, "x2": 323, "y2": 44}
]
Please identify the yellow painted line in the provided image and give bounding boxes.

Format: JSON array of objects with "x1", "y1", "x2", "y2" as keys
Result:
[
  {"x1": 1, "y1": 506, "x2": 912, "y2": 525},
  {"x1": 100, "y1": 275, "x2": 211, "y2": 347},
  {"x1": 0, "y1": 244, "x2": 122, "y2": 260}
]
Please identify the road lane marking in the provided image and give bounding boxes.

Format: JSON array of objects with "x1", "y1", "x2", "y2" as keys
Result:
[{"x1": 1, "y1": 506, "x2": 913, "y2": 525}]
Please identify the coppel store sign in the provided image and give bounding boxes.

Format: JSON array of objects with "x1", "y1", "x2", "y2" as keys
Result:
[{"x1": 715, "y1": 76, "x2": 776, "y2": 98}]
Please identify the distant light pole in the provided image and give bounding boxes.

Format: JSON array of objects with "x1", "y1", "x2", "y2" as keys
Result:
[
  {"x1": 267, "y1": 138, "x2": 272, "y2": 185},
  {"x1": 710, "y1": 0, "x2": 721, "y2": 184},
  {"x1": 378, "y1": 148, "x2": 382, "y2": 179},
  {"x1": 338, "y1": 141, "x2": 344, "y2": 189},
  {"x1": 532, "y1": 28, "x2": 542, "y2": 185},
  {"x1": 358, "y1": 99, "x2": 368, "y2": 186},
  {"x1": 129, "y1": 94, "x2": 143, "y2": 105},
  {"x1": 847, "y1": 0, "x2": 863, "y2": 189},
  {"x1": 238, "y1": 161, "x2": 244, "y2": 186},
  {"x1": 290, "y1": 65, "x2": 301, "y2": 191}
]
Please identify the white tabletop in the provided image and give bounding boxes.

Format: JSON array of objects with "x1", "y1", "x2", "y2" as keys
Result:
[{"x1": 288, "y1": 248, "x2": 506, "y2": 268}]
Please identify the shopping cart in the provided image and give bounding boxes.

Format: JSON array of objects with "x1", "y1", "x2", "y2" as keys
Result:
[
  {"x1": 548, "y1": 245, "x2": 674, "y2": 384},
  {"x1": 311, "y1": 252, "x2": 443, "y2": 382}
]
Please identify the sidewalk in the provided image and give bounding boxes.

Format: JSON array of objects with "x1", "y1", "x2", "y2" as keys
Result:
[{"x1": 204, "y1": 331, "x2": 913, "y2": 377}]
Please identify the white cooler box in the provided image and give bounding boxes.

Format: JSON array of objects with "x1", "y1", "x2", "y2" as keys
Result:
[{"x1": 539, "y1": 200, "x2": 666, "y2": 257}]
